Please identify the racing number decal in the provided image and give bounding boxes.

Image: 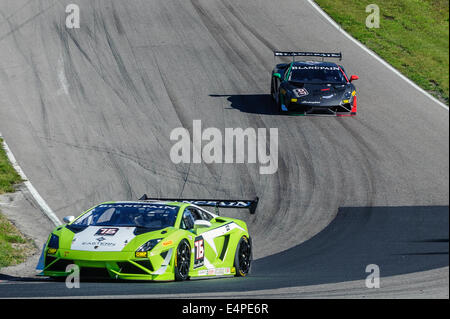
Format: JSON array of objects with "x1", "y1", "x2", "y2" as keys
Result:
[
  {"x1": 95, "y1": 228, "x2": 119, "y2": 236},
  {"x1": 195, "y1": 239, "x2": 204, "y2": 259},
  {"x1": 294, "y1": 88, "x2": 309, "y2": 97},
  {"x1": 194, "y1": 236, "x2": 204, "y2": 269}
]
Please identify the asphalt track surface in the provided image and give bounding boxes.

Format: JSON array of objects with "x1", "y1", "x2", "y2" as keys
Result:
[{"x1": 0, "y1": 0, "x2": 448, "y2": 298}]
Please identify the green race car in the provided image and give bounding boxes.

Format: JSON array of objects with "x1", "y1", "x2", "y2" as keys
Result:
[{"x1": 37, "y1": 195, "x2": 258, "y2": 281}]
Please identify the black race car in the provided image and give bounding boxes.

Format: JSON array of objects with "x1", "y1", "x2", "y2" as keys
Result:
[{"x1": 271, "y1": 51, "x2": 358, "y2": 116}]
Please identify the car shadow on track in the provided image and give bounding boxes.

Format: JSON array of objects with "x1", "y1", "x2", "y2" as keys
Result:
[
  {"x1": 210, "y1": 94, "x2": 278, "y2": 115},
  {"x1": 252, "y1": 205, "x2": 449, "y2": 287},
  {"x1": 0, "y1": 274, "x2": 45, "y2": 283}
]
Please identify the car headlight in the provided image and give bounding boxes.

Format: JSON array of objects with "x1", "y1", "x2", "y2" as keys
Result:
[
  {"x1": 47, "y1": 234, "x2": 59, "y2": 249},
  {"x1": 344, "y1": 91, "x2": 352, "y2": 99},
  {"x1": 135, "y1": 238, "x2": 163, "y2": 257}
]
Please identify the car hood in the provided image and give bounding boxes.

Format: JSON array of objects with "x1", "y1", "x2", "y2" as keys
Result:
[
  {"x1": 68, "y1": 226, "x2": 171, "y2": 252},
  {"x1": 289, "y1": 82, "x2": 350, "y2": 106}
]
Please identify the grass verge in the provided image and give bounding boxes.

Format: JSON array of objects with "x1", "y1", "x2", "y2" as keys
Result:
[
  {"x1": 0, "y1": 138, "x2": 34, "y2": 269},
  {"x1": 315, "y1": 0, "x2": 449, "y2": 105},
  {"x1": 0, "y1": 214, "x2": 35, "y2": 268},
  {"x1": 0, "y1": 138, "x2": 22, "y2": 194}
]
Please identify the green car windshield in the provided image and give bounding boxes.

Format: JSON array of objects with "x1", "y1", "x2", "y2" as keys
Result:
[{"x1": 71, "y1": 203, "x2": 179, "y2": 230}]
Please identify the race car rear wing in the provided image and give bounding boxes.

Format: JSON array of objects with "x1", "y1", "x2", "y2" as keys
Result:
[
  {"x1": 274, "y1": 51, "x2": 342, "y2": 61},
  {"x1": 139, "y1": 194, "x2": 259, "y2": 215}
]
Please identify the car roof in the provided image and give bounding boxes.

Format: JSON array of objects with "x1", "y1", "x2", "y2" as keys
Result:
[{"x1": 96, "y1": 201, "x2": 219, "y2": 218}]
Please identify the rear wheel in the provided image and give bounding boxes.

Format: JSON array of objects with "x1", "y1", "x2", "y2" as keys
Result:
[
  {"x1": 234, "y1": 236, "x2": 252, "y2": 277},
  {"x1": 174, "y1": 239, "x2": 191, "y2": 281}
]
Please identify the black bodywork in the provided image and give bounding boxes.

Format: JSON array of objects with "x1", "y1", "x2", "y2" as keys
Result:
[{"x1": 271, "y1": 52, "x2": 358, "y2": 116}]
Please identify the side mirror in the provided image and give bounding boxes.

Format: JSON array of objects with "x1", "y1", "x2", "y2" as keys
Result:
[
  {"x1": 273, "y1": 73, "x2": 282, "y2": 79},
  {"x1": 350, "y1": 75, "x2": 359, "y2": 82},
  {"x1": 194, "y1": 220, "x2": 211, "y2": 230},
  {"x1": 63, "y1": 216, "x2": 75, "y2": 224}
]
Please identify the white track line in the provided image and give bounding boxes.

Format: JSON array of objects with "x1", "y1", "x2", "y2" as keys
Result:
[
  {"x1": 307, "y1": 0, "x2": 449, "y2": 111},
  {"x1": 0, "y1": 133, "x2": 61, "y2": 227}
]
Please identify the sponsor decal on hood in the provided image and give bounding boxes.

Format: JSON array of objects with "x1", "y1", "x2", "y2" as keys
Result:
[{"x1": 71, "y1": 226, "x2": 136, "y2": 252}]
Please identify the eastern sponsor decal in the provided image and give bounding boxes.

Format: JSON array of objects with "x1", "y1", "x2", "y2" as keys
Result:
[{"x1": 81, "y1": 240, "x2": 116, "y2": 247}]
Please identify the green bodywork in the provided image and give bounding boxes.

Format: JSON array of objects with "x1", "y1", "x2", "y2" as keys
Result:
[{"x1": 41, "y1": 202, "x2": 250, "y2": 281}]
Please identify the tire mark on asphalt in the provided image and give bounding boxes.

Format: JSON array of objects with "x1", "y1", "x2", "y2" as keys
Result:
[
  {"x1": 101, "y1": 15, "x2": 145, "y2": 107},
  {"x1": 34, "y1": 135, "x2": 233, "y2": 195},
  {"x1": 190, "y1": 0, "x2": 261, "y2": 88},
  {"x1": 111, "y1": 2, "x2": 124, "y2": 35},
  {"x1": 0, "y1": 0, "x2": 59, "y2": 43},
  {"x1": 54, "y1": 22, "x2": 89, "y2": 105},
  {"x1": 222, "y1": 0, "x2": 277, "y2": 51},
  {"x1": 334, "y1": 119, "x2": 379, "y2": 208}
]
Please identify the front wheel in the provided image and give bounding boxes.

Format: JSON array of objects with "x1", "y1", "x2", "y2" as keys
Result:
[
  {"x1": 270, "y1": 78, "x2": 276, "y2": 101},
  {"x1": 234, "y1": 236, "x2": 252, "y2": 277},
  {"x1": 174, "y1": 239, "x2": 191, "y2": 281}
]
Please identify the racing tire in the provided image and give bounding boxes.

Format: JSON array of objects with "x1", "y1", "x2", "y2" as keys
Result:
[
  {"x1": 234, "y1": 236, "x2": 252, "y2": 277},
  {"x1": 174, "y1": 239, "x2": 191, "y2": 281},
  {"x1": 270, "y1": 78, "x2": 276, "y2": 101}
]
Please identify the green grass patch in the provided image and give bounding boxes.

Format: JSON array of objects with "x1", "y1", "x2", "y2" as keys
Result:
[
  {"x1": 315, "y1": 0, "x2": 449, "y2": 104},
  {"x1": 0, "y1": 138, "x2": 23, "y2": 194},
  {"x1": 0, "y1": 138, "x2": 33, "y2": 268},
  {"x1": 0, "y1": 213, "x2": 35, "y2": 268}
]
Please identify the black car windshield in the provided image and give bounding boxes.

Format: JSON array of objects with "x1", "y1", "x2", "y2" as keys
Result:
[
  {"x1": 72, "y1": 203, "x2": 179, "y2": 230},
  {"x1": 289, "y1": 65, "x2": 347, "y2": 84}
]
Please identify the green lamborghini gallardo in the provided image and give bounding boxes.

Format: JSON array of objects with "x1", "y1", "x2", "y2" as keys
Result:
[{"x1": 37, "y1": 195, "x2": 258, "y2": 281}]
